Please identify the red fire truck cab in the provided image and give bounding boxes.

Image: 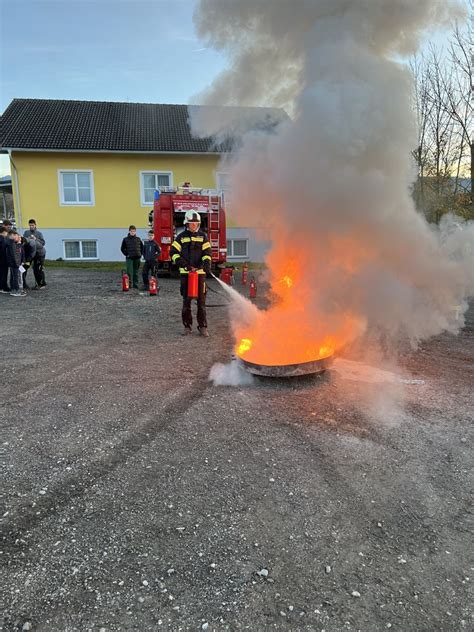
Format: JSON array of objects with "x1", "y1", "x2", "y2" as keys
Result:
[{"x1": 149, "y1": 187, "x2": 227, "y2": 273}]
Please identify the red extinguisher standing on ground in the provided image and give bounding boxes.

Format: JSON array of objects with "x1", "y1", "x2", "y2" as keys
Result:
[
  {"x1": 149, "y1": 275, "x2": 158, "y2": 296},
  {"x1": 187, "y1": 270, "x2": 199, "y2": 299},
  {"x1": 242, "y1": 262, "x2": 249, "y2": 286},
  {"x1": 249, "y1": 276, "x2": 257, "y2": 298},
  {"x1": 122, "y1": 270, "x2": 130, "y2": 292}
]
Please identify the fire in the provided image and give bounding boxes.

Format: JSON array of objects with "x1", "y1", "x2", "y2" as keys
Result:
[
  {"x1": 234, "y1": 248, "x2": 366, "y2": 367},
  {"x1": 237, "y1": 338, "x2": 252, "y2": 355}
]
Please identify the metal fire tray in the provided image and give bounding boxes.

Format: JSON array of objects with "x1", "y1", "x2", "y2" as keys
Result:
[{"x1": 238, "y1": 355, "x2": 334, "y2": 377}]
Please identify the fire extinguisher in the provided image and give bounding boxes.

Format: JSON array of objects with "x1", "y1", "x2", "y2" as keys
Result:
[
  {"x1": 242, "y1": 261, "x2": 249, "y2": 286},
  {"x1": 187, "y1": 270, "x2": 199, "y2": 299},
  {"x1": 122, "y1": 270, "x2": 130, "y2": 292},
  {"x1": 249, "y1": 276, "x2": 257, "y2": 298},
  {"x1": 149, "y1": 275, "x2": 158, "y2": 296}
]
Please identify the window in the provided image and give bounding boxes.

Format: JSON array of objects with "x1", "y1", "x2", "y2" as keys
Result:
[
  {"x1": 216, "y1": 171, "x2": 231, "y2": 193},
  {"x1": 59, "y1": 170, "x2": 94, "y2": 205},
  {"x1": 64, "y1": 240, "x2": 98, "y2": 260},
  {"x1": 226, "y1": 238, "x2": 248, "y2": 258},
  {"x1": 140, "y1": 171, "x2": 173, "y2": 205}
]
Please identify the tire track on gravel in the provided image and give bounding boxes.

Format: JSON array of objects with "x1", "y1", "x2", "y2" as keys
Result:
[{"x1": 1, "y1": 378, "x2": 209, "y2": 556}]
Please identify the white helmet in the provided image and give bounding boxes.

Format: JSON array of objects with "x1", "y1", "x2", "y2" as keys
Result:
[{"x1": 184, "y1": 210, "x2": 201, "y2": 225}]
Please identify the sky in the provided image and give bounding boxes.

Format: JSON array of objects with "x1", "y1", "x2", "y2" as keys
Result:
[
  {"x1": 0, "y1": 0, "x2": 463, "y2": 177},
  {"x1": 0, "y1": 0, "x2": 227, "y2": 175}
]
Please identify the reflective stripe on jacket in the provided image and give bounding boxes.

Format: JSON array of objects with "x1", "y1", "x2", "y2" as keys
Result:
[{"x1": 169, "y1": 229, "x2": 211, "y2": 274}]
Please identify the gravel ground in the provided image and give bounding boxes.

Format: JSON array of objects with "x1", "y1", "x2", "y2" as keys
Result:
[{"x1": 1, "y1": 268, "x2": 472, "y2": 632}]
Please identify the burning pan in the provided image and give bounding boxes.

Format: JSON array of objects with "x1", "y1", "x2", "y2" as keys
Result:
[{"x1": 238, "y1": 354, "x2": 334, "y2": 378}]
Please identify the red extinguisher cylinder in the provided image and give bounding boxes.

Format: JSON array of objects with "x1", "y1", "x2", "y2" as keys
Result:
[
  {"x1": 249, "y1": 277, "x2": 257, "y2": 298},
  {"x1": 242, "y1": 262, "x2": 248, "y2": 285},
  {"x1": 149, "y1": 276, "x2": 158, "y2": 296},
  {"x1": 187, "y1": 271, "x2": 199, "y2": 298},
  {"x1": 221, "y1": 267, "x2": 233, "y2": 286},
  {"x1": 122, "y1": 271, "x2": 130, "y2": 292}
]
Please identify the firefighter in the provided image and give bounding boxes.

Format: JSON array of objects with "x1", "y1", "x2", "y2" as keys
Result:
[{"x1": 169, "y1": 210, "x2": 212, "y2": 336}]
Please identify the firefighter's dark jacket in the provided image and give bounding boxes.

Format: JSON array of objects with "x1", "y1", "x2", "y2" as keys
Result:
[
  {"x1": 121, "y1": 234, "x2": 143, "y2": 259},
  {"x1": 169, "y1": 229, "x2": 212, "y2": 275}
]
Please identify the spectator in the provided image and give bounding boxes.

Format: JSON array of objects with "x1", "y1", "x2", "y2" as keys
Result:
[
  {"x1": 120, "y1": 225, "x2": 143, "y2": 289},
  {"x1": 0, "y1": 225, "x2": 10, "y2": 293},
  {"x1": 142, "y1": 230, "x2": 161, "y2": 290},
  {"x1": 6, "y1": 230, "x2": 26, "y2": 297},
  {"x1": 21, "y1": 235, "x2": 36, "y2": 289},
  {"x1": 23, "y1": 219, "x2": 47, "y2": 289}
]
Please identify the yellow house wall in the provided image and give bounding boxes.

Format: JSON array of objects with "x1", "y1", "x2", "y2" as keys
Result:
[{"x1": 10, "y1": 151, "x2": 225, "y2": 229}]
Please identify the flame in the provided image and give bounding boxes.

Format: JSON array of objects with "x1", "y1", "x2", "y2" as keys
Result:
[
  {"x1": 237, "y1": 338, "x2": 252, "y2": 355},
  {"x1": 234, "y1": 247, "x2": 366, "y2": 367}
]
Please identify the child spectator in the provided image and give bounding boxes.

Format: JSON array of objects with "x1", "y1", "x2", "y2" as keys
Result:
[
  {"x1": 21, "y1": 235, "x2": 36, "y2": 289},
  {"x1": 142, "y1": 230, "x2": 161, "y2": 290},
  {"x1": 6, "y1": 231, "x2": 26, "y2": 297},
  {"x1": 0, "y1": 225, "x2": 10, "y2": 293},
  {"x1": 120, "y1": 225, "x2": 143, "y2": 289}
]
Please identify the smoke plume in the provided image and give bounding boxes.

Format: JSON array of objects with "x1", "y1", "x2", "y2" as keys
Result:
[{"x1": 191, "y1": 0, "x2": 472, "y2": 364}]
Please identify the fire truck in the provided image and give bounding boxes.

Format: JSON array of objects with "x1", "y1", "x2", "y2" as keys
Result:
[{"x1": 148, "y1": 185, "x2": 227, "y2": 274}]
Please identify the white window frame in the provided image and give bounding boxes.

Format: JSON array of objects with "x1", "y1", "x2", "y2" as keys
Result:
[
  {"x1": 227, "y1": 238, "x2": 248, "y2": 258},
  {"x1": 216, "y1": 171, "x2": 231, "y2": 193},
  {"x1": 140, "y1": 171, "x2": 173, "y2": 206},
  {"x1": 63, "y1": 239, "x2": 99, "y2": 261},
  {"x1": 58, "y1": 169, "x2": 95, "y2": 206}
]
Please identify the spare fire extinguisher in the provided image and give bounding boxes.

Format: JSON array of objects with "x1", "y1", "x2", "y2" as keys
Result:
[
  {"x1": 187, "y1": 270, "x2": 199, "y2": 299},
  {"x1": 122, "y1": 270, "x2": 130, "y2": 292},
  {"x1": 149, "y1": 275, "x2": 158, "y2": 296},
  {"x1": 249, "y1": 276, "x2": 257, "y2": 298},
  {"x1": 242, "y1": 261, "x2": 249, "y2": 285}
]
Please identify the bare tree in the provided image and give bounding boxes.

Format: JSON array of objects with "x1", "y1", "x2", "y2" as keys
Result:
[{"x1": 410, "y1": 19, "x2": 473, "y2": 222}]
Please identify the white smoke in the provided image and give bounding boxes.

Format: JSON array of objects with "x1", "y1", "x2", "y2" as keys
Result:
[
  {"x1": 210, "y1": 273, "x2": 260, "y2": 330},
  {"x1": 191, "y1": 0, "x2": 472, "y2": 354},
  {"x1": 209, "y1": 359, "x2": 255, "y2": 386}
]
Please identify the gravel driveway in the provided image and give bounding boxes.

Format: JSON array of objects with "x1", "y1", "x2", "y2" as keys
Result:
[{"x1": 1, "y1": 268, "x2": 472, "y2": 631}]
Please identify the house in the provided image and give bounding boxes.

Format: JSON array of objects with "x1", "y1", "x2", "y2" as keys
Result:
[
  {"x1": 0, "y1": 176, "x2": 13, "y2": 219},
  {"x1": 0, "y1": 98, "x2": 279, "y2": 262}
]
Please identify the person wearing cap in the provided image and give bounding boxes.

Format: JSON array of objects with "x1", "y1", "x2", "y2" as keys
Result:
[
  {"x1": 120, "y1": 225, "x2": 143, "y2": 289},
  {"x1": 169, "y1": 211, "x2": 212, "y2": 336},
  {"x1": 142, "y1": 230, "x2": 161, "y2": 290}
]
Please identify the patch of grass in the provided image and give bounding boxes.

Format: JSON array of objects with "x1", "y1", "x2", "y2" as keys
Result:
[
  {"x1": 45, "y1": 260, "x2": 124, "y2": 270},
  {"x1": 45, "y1": 260, "x2": 267, "y2": 271}
]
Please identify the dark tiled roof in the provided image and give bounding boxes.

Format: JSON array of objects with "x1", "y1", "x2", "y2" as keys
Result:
[{"x1": 0, "y1": 98, "x2": 285, "y2": 153}]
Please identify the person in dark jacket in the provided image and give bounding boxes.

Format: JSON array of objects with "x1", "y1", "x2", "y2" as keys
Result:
[
  {"x1": 169, "y1": 211, "x2": 212, "y2": 336},
  {"x1": 120, "y1": 225, "x2": 143, "y2": 289},
  {"x1": 6, "y1": 230, "x2": 26, "y2": 297},
  {"x1": 23, "y1": 219, "x2": 47, "y2": 288},
  {"x1": 141, "y1": 230, "x2": 161, "y2": 289},
  {"x1": 21, "y1": 235, "x2": 36, "y2": 289},
  {"x1": 0, "y1": 225, "x2": 10, "y2": 293}
]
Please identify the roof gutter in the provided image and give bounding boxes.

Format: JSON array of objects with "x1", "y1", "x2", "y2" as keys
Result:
[
  {"x1": 8, "y1": 150, "x2": 23, "y2": 231},
  {"x1": 0, "y1": 148, "x2": 225, "y2": 156}
]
